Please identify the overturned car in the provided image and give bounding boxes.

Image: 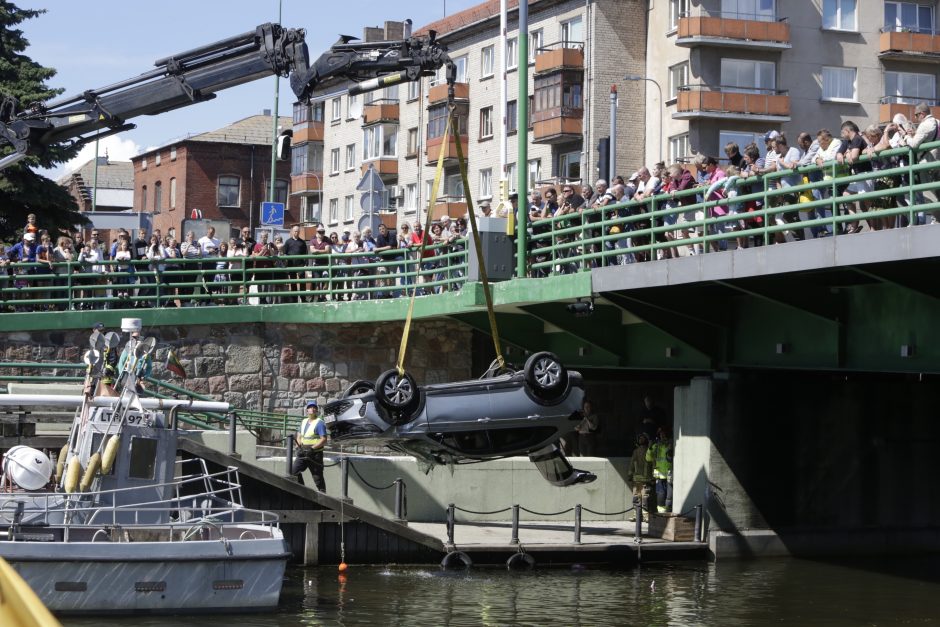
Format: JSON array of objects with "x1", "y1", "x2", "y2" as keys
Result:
[{"x1": 323, "y1": 352, "x2": 596, "y2": 487}]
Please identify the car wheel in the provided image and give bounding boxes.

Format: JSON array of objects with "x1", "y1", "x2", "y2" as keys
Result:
[
  {"x1": 524, "y1": 352, "x2": 568, "y2": 400},
  {"x1": 375, "y1": 369, "x2": 420, "y2": 414}
]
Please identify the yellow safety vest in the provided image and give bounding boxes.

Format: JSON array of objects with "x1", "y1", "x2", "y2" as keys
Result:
[{"x1": 299, "y1": 417, "x2": 326, "y2": 447}]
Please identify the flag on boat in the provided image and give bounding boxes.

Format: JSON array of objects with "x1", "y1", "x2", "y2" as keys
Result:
[{"x1": 166, "y1": 349, "x2": 186, "y2": 378}]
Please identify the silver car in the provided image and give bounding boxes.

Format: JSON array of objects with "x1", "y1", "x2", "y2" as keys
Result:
[{"x1": 323, "y1": 352, "x2": 596, "y2": 487}]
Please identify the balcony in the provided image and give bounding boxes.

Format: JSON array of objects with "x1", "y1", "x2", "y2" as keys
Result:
[
  {"x1": 676, "y1": 11, "x2": 790, "y2": 50},
  {"x1": 534, "y1": 46, "x2": 584, "y2": 74},
  {"x1": 879, "y1": 97, "x2": 940, "y2": 123},
  {"x1": 674, "y1": 85, "x2": 790, "y2": 122},
  {"x1": 879, "y1": 28, "x2": 940, "y2": 62},
  {"x1": 360, "y1": 158, "x2": 398, "y2": 178},
  {"x1": 290, "y1": 171, "x2": 323, "y2": 194},
  {"x1": 428, "y1": 81, "x2": 469, "y2": 105},
  {"x1": 362, "y1": 101, "x2": 400, "y2": 125},
  {"x1": 429, "y1": 197, "x2": 467, "y2": 220},
  {"x1": 533, "y1": 112, "x2": 583, "y2": 144},
  {"x1": 291, "y1": 120, "x2": 324, "y2": 143},
  {"x1": 533, "y1": 44, "x2": 585, "y2": 144},
  {"x1": 425, "y1": 135, "x2": 470, "y2": 165}
]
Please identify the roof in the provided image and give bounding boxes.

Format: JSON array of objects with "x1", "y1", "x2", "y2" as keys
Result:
[
  {"x1": 58, "y1": 158, "x2": 134, "y2": 190},
  {"x1": 187, "y1": 114, "x2": 292, "y2": 146},
  {"x1": 416, "y1": 0, "x2": 539, "y2": 38}
]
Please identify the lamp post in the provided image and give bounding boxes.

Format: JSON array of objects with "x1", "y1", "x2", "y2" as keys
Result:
[{"x1": 624, "y1": 75, "x2": 663, "y2": 165}]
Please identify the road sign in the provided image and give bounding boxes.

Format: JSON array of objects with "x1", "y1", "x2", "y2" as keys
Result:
[
  {"x1": 360, "y1": 192, "x2": 383, "y2": 213},
  {"x1": 356, "y1": 166, "x2": 386, "y2": 193},
  {"x1": 260, "y1": 201, "x2": 285, "y2": 227}
]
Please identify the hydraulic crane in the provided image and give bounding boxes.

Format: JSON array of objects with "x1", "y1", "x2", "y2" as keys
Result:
[{"x1": 0, "y1": 22, "x2": 454, "y2": 170}]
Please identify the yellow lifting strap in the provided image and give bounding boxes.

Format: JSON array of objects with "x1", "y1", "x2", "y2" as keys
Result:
[{"x1": 396, "y1": 109, "x2": 505, "y2": 376}]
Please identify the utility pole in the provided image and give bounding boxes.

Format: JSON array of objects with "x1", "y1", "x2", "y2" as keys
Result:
[
  {"x1": 268, "y1": 0, "x2": 283, "y2": 203},
  {"x1": 516, "y1": 0, "x2": 528, "y2": 279},
  {"x1": 499, "y1": 0, "x2": 508, "y2": 213},
  {"x1": 609, "y1": 84, "x2": 618, "y2": 181}
]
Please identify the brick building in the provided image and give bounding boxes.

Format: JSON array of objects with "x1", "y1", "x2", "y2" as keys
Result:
[
  {"x1": 291, "y1": 0, "x2": 647, "y2": 232},
  {"x1": 132, "y1": 113, "x2": 298, "y2": 241},
  {"x1": 58, "y1": 155, "x2": 134, "y2": 213}
]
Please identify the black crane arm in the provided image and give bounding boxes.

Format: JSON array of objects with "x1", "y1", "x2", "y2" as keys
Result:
[
  {"x1": 290, "y1": 31, "x2": 455, "y2": 103},
  {"x1": 0, "y1": 23, "x2": 309, "y2": 170}
]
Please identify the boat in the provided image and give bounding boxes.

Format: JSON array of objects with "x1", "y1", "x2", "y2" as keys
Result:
[{"x1": 0, "y1": 319, "x2": 290, "y2": 614}]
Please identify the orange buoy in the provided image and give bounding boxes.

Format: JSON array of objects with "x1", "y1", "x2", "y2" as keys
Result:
[{"x1": 338, "y1": 562, "x2": 348, "y2": 572}]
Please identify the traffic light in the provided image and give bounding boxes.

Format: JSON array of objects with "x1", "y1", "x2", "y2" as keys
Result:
[{"x1": 275, "y1": 129, "x2": 293, "y2": 160}]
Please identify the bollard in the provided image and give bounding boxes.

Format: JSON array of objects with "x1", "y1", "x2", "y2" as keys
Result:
[
  {"x1": 446, "y1": 503, "x2": 456, "y2": 545},
  {"x1": 228, "y1": 413, "x2": 237, "y2": 456},
  {"x1": 285, "y1": 436, "x2": 294, "y2": 478},
  {"x1": 574, "y1": 504, "x2": 582, "y2": 544},
  {"x1": 394, "y1": 478, "x2": 405, "y2": 521},
  {"x1": 694, "y1": 504, "x2": 703, "y2": 543},
  {"x1": 510, "y1": 504, "x2": 520, "y2": 544},
  {"x1": 340, "y1": 457, "x2": 349, "y2": 499},
  {"x1": 635, "y1": 497, "x2": 643, "y2": 543}
]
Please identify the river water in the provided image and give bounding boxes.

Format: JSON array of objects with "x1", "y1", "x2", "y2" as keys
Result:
[{"x1": 62, "y1": 556, "x2": 939, "y2": 626}]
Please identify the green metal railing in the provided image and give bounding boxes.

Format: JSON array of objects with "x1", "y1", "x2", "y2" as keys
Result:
[{"x1": 528, "y1": 140, "x2": 940, "y2": 272}]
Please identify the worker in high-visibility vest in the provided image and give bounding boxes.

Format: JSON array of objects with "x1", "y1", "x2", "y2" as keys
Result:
[
  {"x1": 646, "y1": 426, "x2": 674, "y2": 514},
  {"x1": 291, "y1": 399, "x2": 327, "y2": 492}
]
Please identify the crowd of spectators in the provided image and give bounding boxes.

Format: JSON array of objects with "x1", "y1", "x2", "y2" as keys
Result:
[{"x1": 4, "y1": 105, "x2": 938, "y2": 310}]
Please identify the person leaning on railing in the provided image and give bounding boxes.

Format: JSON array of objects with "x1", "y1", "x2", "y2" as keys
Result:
[
  {"x1": 180, "y1": 231, "x2": 202, "y2": 306},
  {"x1": 50, "y1": 236, "x2": 74, "y2": 311},
  {"x1": 897, "y1": 102, "x2": 940, "y2": 224},
  {"x1": 0, "y1": 243, "x2": 9, "y2": 312},
  {"x1": 6, "y1": 232, "x2": 37, "y2": 312}
]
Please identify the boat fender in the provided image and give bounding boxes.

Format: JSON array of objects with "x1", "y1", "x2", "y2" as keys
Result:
[
  {"x1": 55, "y1": 444, "x2": 68, "y2": 483},
  {"x1": 506, "y1": 552, "x2": 536, "y2": 571},
  {"x1": 80, "y1": 453, "x2": 102, "y2": 492},
  {"x1": 440, "y1": 550, "x2": 472, "y2": 570},
  {"x1": 64, "y1": 456, "x2": 82, "y2": 494},
  {"x1": 101, "y1": 436, "x2": 120, "y2": 474}
]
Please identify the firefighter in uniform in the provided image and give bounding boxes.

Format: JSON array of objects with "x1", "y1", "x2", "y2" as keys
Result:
[
  {"x1": 647, "y1": 426, "x2": 674, "y2": 514},
  {"x1": 291, "y1": 399, "x2": 327, "y2": 492},
  {"x1": 628, "y1": 432, "x2": 655, "y2": 520}
]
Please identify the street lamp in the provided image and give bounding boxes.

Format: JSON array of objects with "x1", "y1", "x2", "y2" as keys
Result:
[{"x1": 624, "y1": 75, "x2": 663, "y2": 165}]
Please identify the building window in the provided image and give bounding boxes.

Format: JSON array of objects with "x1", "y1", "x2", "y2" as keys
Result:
[
  {"x1": 141, "y1": 157, "x2": 147, "y2": 170},
  {"x1": 720, "y1": 130, "x2": 765, "y2": 158},
  {"x1": 479, "y1": 168, "x2": 493, "y2": 199},
  {"x1": 407, "y1": 127, "x2": 419, "y2": 156},
  {"x1": 720, "y1": 58, "x2": 775, "y2": 93},
  {"x1": 141, "y1": 185, "x2": 147, "y2": 211},
  {"x1": 507, "y1": 163, "x2": 517, "y2": 193},
  {"x1": 330, "y1": 148, "x2": 340, "y2": 174},
  {"x1": 426, "y1": 178, "x2": 435, "y2": 204},
  {"x1": 534, "y1": 72, "x2": 584, "y2": 116},
  {"x1": 364, "y1": 124, "x2": 398, "y2": 160},
  {"x1": 885, "y1": 2, "x2": 934, "y2": 33},
  {"x1": 155, "y1": 153, "x2": 161, "y2": 166},
  {"x1": 153, "y1": 181, "x2": 162, "y2": 213},
  {"x1": 529, "y1": 29, "x2": 543, "y2": 62},
  {"x1": 454, "y1": 55, "x2": 468, "y2": 83},
  {"x1": 885, "y1": 71, "x2": 936, "y2": 104},
  {"x1": 292, "y1": 142, "x2": 324, "y2": 175},
  {"x1": 170, "y1": 146, "x2": 177, "y2": 161},
  {"x1": 507, "y1": 37, "x2": 518, "y2": 70},
  {"x1": 823, "y1": 0, "x2": 857, "y2": 31},
  {"x1": 293, "y1": 101, "x2": 309, "y2": 124},
  {"x1": 669, "y1": 0, "x2": 689, "y2": 30},
  {"x1": 427, "y1": 103, "x2": 468, "y2": 139},
  {"x1": 348, "y1": 93, "x2": 361, "y2": 119},
  {"x1": 407, "y1": 79, "x2": 420, "y2": 101},
  {"x1": 169, "y1": 177, "x2": 176, "y2": 210},
  {"x1": 669, "y1": 62, "x2": 689, "y2": 101},
  {"x1": 527, "y1": 159, "x2": 541, "y2": 191},
  {"x1": 312, "y1": 102, "x2": 325, "y2": 122},
  {"x1": 822, "y1": 66, "x2": 857, "y2": 102},
  {"x1": 275, "y1": 179, "x2": 289, "y2": 205},
  {"x1": 559, "y1": 151, "x2": 580, "y2": 182},
  {"x1": 405, "y1": 183, "x2": 417, "y2": 211},
  {"x1": 218, "y1": 175, "x2": 240, "y2": 207},
  {"x1": 345, "y1": 143, "x2": 356, "y2": 170},
  {"x1": 480, "y1": 106, "x2": 494, "y2": 139},
  {"x1": 561, "y1": 16, "x2": 583, "y2": 47},
  {"x1": 445, "y1": 173, "x2": 465, "y2": 198},
  {"x1": 669, "y1": 133, "x2": 690, "y2": 162},
  {"x1": 328, "y1": 198, "x2": 338, "y2": 223},
  {"x1": 507, "y1": 100, "x2": 518, "y2": 134},
  {"x1": 343, "y1": 195, "x2": 354, "y2": 221},
  {"x1": 330, "y1": 96, "x2": 342, "y2": 121},
  {"x1": 302, "y1": 195, "x2": 321, "y2": 224},
  {"x1": 721, "y1": 0, "x2": 776, "y2": 21},
  {"x1": 528, "y1": 95, "x2": 535, "y2": 129},
  {"x1": 481, "y1": 44, "x2": 495, "y2": 78}
]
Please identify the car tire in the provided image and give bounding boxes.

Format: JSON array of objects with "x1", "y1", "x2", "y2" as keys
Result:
[
  {"x1": 524, "y1": 352, "x2": 568, "y2": 401},
  {"x1": 343, "y1": 380, "x2": 375, "y2": 398},
  {"x1": 375, "y1": 369, "x2": 420, "y2": 416}
]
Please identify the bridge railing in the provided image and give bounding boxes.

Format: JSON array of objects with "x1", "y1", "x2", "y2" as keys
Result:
[{"x1": 528, "y1": 140, "x2": 940, "y2": 273}]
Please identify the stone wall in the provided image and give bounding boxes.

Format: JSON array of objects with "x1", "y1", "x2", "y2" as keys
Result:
[{"x1": 0, "y1": 320, "x2": 473, "y2": 411}]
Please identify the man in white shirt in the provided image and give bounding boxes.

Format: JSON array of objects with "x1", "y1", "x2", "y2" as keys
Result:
[
  {"x1": 197, "y1": 226, "x2": 220, "y2": 256},
  {"x1": 900, "y1": 102, "x2": 940, "y2": 219}
]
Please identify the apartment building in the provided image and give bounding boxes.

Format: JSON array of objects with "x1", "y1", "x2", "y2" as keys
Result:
[
  {"x1": 646, "y1": 0, "x2": 940, "y2": 163},
  {"x1": 290, "y1": 0, "x2": 647, "y2": 232}
]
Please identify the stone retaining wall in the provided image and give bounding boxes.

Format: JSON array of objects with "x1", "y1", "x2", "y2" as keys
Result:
[{"x1": 0, "y1": 320, "x2": 472, "y2": 411}]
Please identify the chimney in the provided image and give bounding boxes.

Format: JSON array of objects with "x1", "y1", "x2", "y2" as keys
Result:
[
  {"x1": 385, "y1": 20, "x2": 405, "y2": 41},
  {"x1": 403, "y1": 19, "x2": 412, "y2": 39},
  {"x1": 262, "y1": 108, "x2": 272, "y2": 116},
  {"x1": 363, "y1": 26, "x2": 384, "y2": 42}
]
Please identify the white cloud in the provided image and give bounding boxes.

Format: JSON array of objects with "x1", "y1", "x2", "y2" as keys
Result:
[{"x1": 62, "y1": 135, "x2": 142, "y2": 174}]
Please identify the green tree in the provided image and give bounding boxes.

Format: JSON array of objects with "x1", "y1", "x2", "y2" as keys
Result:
[{"x1": 0, "y1": 2, "x2": 87, "y2": 243}]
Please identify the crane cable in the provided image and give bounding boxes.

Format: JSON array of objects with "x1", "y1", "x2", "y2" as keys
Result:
[{"x1": 396, "y1": 106, "x2": 505, "y2": 376}]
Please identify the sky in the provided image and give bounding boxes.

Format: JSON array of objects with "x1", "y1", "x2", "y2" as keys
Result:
[{"x1": 17, "y1": 0, "x2": 483, "y2": 178}]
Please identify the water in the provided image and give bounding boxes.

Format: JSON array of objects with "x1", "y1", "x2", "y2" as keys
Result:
[{"x1": 61, "y1": 557, "x2": 940, "y2": 626}]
